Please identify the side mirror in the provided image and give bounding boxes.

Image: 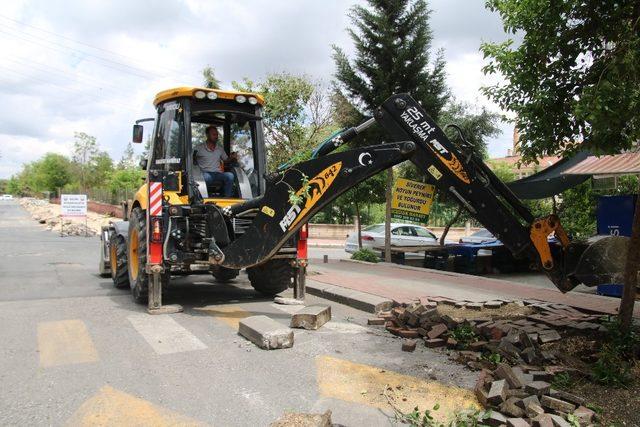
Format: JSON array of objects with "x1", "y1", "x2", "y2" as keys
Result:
[
  {"x1": 132, "y1": 124, "x2": 144, "y2": 143},
  {"x1": 139, "y1": 158, "x2": 148, "y2": 170}
]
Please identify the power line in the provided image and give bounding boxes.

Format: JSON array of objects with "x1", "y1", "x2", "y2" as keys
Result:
[
  {"x1": 0, "y1": 14, "x2": 189, "y2": 77},
  {"x1": 0, "y1": 27, "x2": 164, "y2": 80},
  {"x1": 0, "y1": 65, "x2": 143, "y2": 113},
  {"x1": 4, "y1": 55, "x2": 130, "y2": 95}
]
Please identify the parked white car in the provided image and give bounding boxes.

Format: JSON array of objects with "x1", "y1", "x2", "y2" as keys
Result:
[
  {"x1": 345, "y1": 223, "x2": 438, "y2": 253},
  {"x1": 1, "y1": 194, "x2": 13, "y2": 200}
]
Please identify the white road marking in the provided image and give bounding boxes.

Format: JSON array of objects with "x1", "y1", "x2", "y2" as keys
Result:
[{"x1": 127, "y1": 314, "x2": 207, "y2": 355}]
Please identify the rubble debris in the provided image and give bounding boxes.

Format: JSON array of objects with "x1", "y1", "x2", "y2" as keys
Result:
[
  {"x1": 290, "y1": 305, "x2": 331, "y2": 330},
  {"x1": 238, "y1": 315, "x2": 294, "y2": 350},
  {"x1": 367, "y1": 296, "x2": 614, "y2": 426},
  {"x1": 19, "y1": 197, "x2": 108, "y2": 236}
]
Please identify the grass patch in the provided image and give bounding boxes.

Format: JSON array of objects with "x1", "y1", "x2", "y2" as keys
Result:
[{"x1": 350, "y1": 248, "x2": 380, "y2": 263}]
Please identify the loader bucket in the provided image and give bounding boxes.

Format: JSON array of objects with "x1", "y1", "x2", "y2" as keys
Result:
[{"x1": 568, "y1": 235, "x2": 629, "y2": 288}]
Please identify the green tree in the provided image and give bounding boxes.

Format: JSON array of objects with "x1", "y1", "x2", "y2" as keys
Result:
[
  {"x1": 71, "y1": 132, "x2": 99, "y2": 191},
  {"x1": 481, "y1": 0, "x2": 640, "y2": 329},
  {"x1": 202, "y1": 66, "x2": 221, "y2": 89},
  {"x1": 488, "y1": 160, "x2": 516, "y2": 183},
  {"x1": 108, "y1": 168, "x2": 145, "y2": 195},
  {"x1": 87, "y1": 151, "x2": 114, "y2": 188},
  {"x1": 332, "y1": 0, "x2": 449, "y2": 256},
  {"x1": 233, "y1": 73, "x2": 335, "y2": 169},
  {"x1": 118, "y1": 142, "x2": 136, "y2": 169},
  {"x1": 31, "y1": 153, "x2": 73, "y2": 193}
]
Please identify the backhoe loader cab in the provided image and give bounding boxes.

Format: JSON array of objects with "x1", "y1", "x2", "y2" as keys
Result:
[{"x1": 100, "y1": 87, "x2": 298, "y2": 304}]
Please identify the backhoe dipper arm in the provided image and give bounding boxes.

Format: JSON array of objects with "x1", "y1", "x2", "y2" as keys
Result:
[
  {"x1": 374, "y1": 94, "x2": 578, "y2": 292},
  {"x1": 220, "y1": 141, "x2": 416, "y2": 269}
]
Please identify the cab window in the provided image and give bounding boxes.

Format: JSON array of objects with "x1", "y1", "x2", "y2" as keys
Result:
[{"x1": 152, "y1": 101, "x2": 185, "y2": 173}]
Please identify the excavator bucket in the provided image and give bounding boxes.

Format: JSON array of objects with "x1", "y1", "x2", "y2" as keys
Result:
[{"x1": 567, "y1": 235, "x2": 629, "y2": 288}]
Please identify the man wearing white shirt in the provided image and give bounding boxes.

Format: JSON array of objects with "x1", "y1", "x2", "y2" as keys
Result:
[{"x1": 193, "y1": 126, "x2": 236, "y2": 197}]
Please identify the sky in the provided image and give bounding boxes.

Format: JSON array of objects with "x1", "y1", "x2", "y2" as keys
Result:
[{"x1": 0, "y1": 0, "x2": 515, "y2": 179}]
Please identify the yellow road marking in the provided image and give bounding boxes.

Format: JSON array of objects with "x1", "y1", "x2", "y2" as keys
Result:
[
  {"x1": 195, "y1": 304, "x2": 252, "y2": 329},
  {"x1": 315, "y1": 355, "x2": 479, "y2": 422},
  {"x1": 65, "y1": 385, "x2": 207, "y2": 426},
  {"x1": 38, "y1": 319, "x2": 99, "y2": 368}
]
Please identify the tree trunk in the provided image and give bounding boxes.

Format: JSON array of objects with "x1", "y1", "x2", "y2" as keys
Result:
[
  {"x1": 384, "y1": 168, "x2": 394, "y2": 262},
  {"x1": 440, "y1": 206, "x2": 463, "y2": 246},
  {"x1": 355, "y1": 200, "x2": 362, "y2": 249},
  {"x1": 618, "y1": 189, "x2": 640, "y2": 331}
]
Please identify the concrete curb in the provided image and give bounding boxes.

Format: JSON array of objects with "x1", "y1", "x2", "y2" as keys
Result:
[{"x1": 307, "y1": 281, "x2": 393, "y2": 313}]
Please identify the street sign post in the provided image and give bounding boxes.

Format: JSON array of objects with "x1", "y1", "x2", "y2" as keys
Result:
[{"x1": 391, "y1": 178, "x2": 435, "y2": 224}]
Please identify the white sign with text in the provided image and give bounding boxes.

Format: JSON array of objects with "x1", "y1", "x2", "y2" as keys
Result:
[{"x1": 61, "y1": 194, "x2": 87, "y2": 217}]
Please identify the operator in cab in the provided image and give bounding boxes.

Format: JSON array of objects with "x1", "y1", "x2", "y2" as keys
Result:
[{"x1": 193, "y1": 126, "x2": 237, "y2": 197}]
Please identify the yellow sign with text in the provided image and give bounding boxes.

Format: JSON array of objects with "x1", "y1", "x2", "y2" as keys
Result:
[{"x1": 391, "y1": 178, "x2": 435, "y2": 223}]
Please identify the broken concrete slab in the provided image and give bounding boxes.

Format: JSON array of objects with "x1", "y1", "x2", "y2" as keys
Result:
[
  {"x1": 239, "y1": 315, "x2": 294, "y2": 350},
  {"x1": 367, "y1": 318, "x2": 385, "y2": 326},
  {"x1": 306, "y1": 283, "x2": 391, "y2": 313},
  {"x1": 290, "y1": 305, "x2": 331, "y2": 330}
]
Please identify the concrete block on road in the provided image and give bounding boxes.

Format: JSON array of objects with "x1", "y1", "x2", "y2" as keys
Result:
[
  {"x1": 306, "y1": 282, "x2": 392, "y2": 313},
  {"x1": 290, "y1": 305, "x2": 332, "y2": 330},
  {"x1": 238, "y1": 315, "x2": 294, "y2": 350}
]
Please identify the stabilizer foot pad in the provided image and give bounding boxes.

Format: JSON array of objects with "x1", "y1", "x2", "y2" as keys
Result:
[{"x1": 147, "y1": 304, "x2": 184, "y2": 315}]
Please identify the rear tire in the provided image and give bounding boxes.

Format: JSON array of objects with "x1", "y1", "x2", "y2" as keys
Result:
[
  {"x1": 109, "y1": 234, "x2": 129, "y2": 289},
  {"x1": 247, "y1": 259, "x2": 293, "y2": 296},
  {"x1": 127, "y1": 208, "x2": 169, "y2": 304},
  {"x1": 211, "y1": 266, "x2": 239, "y2": 282}
]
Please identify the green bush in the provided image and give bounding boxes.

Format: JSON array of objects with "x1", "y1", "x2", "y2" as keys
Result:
[{"x1": 351, "y1": 248, "x2": 380, "y2": 263}]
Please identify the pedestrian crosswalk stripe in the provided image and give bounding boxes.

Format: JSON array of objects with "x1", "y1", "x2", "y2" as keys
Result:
[
  {"x1": 38, "y1": 319, "x2": 99, "y2": 368},
  {"x1": 66, "y1": 385, "x2": 208, "y2": 426},
  {"x1": 195, "y1": 304, "x2": 252, "y2": 329},
  {"x1": 127, "y1": 314, "x2": 207, "y2": 355}
]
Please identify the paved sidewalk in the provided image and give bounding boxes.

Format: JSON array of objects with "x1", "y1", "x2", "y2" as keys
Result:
[
  {"x1": 308, "y1": 260, "x2": 640, "y2": 317},
  {"x1": 308, "y1": 238, "x2": 344, "y2": 248}
]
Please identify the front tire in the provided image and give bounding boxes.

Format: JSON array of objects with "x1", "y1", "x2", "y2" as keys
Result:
[
  {"x1": 247, "y1": 259, "x2": 293, "y2": 296},
  {"x1": 109, "y1": 234, "x2": 129, "y2": 289},
  {"x1": 211, "y1": 266, "x2": 239, "y2": 283}
]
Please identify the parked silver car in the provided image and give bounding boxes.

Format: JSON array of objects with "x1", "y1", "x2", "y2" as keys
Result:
[
  {"x1": 345, "y1": 223, "x2": 438, "y2": 253},
  {"x1": 458, "y1": 228, "x2": 498, "y2": 244}
]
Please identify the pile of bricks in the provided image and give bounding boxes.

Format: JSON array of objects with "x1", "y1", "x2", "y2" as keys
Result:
[
  {"x1": 475, "y1": 365, "x2": 596, "y2": 426},
  {"x1": 368, "y1": 297, "x2": 607, "y2": 426}
]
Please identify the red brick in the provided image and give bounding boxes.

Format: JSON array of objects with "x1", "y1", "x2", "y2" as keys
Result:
[
  {"x1": 427, "y1": 323, "x2": 448, "y2": 339},
  {"x1": 424, "y1": 338, "x2": 445, "y2": 348},
  {"x1": 401, "y1": 339, "x2": 417, "y2": 352}
]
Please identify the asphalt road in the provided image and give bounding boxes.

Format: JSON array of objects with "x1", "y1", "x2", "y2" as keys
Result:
[{"x1": 0, "y1": 201, "x2": 478, "y2": 426}]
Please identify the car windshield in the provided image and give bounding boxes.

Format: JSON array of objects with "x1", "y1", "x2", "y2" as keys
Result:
[
  {"x1": 472, "y1": 229, "x2": 494, "y2": 238},
  {"x1": 363, "y1": 224, "x2": 385, "y2": 233}
]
